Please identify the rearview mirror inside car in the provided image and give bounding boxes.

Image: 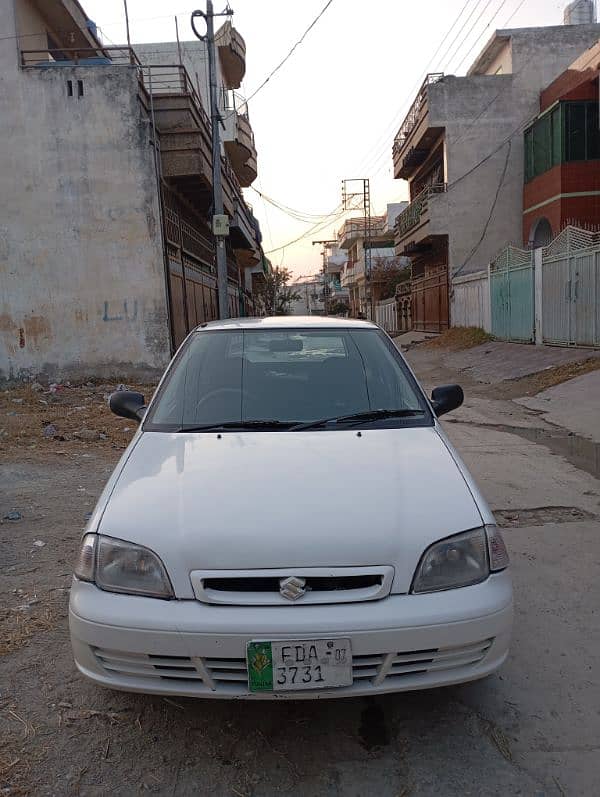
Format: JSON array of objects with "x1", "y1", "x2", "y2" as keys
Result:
[
  {"x1": 431, "y1": 384, "x2": 464, "y2": 417},
  {"x1": 268, "y1": 338, "x2": 304, "y2": 352},
  {"x1": 109, "y1": 390, "x2": 146, "y2": 422}
]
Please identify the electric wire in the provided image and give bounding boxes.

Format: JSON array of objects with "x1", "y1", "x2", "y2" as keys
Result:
[
  {"x1": 452, "y1": 138, "x2": 512, "y2": 278},
  {"x1": 351, "y1": 0, "x2": 502, "y2": 180},
  {"x1": 359, "y1": 0, "x2": 533, "y2": 182},
  {"x1": 442, "y1": 0, "x2": 497, "y2": 72},
  {"x1": 264, "y1": 206, "x2": 346, "y2": 255},
  {"x1": 350, "y1": 0, "x2": 477, "y2": 177},
  {"x1": 250, "y1": 187, "x2": 344, "y2": 223},
  {"x1": 244, "y1": 0, "x2": 336, "y2": 105},
  {"x1": 264, "y1": 201, "x2": 365, "y2": 256},
  {"x1": 453, "y1": 0, "x2": 511, "y2": 73},
  {"x1": 502, "y1": 0, "x2": 528, "y2": 27}
]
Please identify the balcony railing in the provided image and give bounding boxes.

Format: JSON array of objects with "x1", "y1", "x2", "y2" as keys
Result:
[
  {"x1": 338, "y1": 216, "x2": 387, "y2": 247},
  {"x1": 393, "y1": 73, "x2": 443, "y2": 154},
  {"x1": 140, "y1": 64, "x2": 210, "y2": 129},
  {"x1": 20, "y1": 46, "x2": 140, "y2": 68},
  {"x1": 223, "y1": 89, "x2": 249, "y2": 118},
  {"x1": 394, "y1": 183, "x2": 446, "y2": 238}
]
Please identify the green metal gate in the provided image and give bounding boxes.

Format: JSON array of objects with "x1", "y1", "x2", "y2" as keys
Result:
[{"x1": 490, "y1": 246, "x2": 534, "y2": 342}]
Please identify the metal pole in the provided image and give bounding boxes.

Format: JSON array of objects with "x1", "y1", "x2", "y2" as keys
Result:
[
  {"x1": 147, "y1": 66, "x2": 176, "y2": 355},
  {"x1": 175, "y1": 16, "x2": 183, "y2": 67},
  {"x1": 207, "y1": 2, "x2": 228, "y2": 319},
  {"x1": 123, "y1": 0, "x2": 131, "y2": 50}
]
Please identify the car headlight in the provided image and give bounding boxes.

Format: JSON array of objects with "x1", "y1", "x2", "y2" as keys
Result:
[
  {"x1": 74, "y1": 534, "x2": 174, "y2": 599},
  {"x1": 412, "y1": 526, "x2": 508, "y2": 594}
]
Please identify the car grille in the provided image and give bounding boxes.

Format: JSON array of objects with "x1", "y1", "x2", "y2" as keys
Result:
[
  {"x1": 92, "y1": 638, "x2": 493, "y2": 692},
  {"x1": 189, "y1": 566, "x2": 395, "y2": 605}
]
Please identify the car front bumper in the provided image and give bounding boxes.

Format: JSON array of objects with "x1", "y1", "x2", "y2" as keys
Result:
[{"x1": 69, "y1": 573, "x2": 513, "y2": 699}]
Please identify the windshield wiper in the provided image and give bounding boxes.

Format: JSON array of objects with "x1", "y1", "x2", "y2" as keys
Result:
[
  {"x1": 176, "y1": 420, "x2": 295, "y2": 433},
  {"x1": 290, "y1": 409, "x2": 426, "y2": 432}
]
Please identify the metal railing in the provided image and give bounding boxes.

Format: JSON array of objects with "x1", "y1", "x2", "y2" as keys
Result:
[
  {"x1": 140, "y1": 64, "x2": 210, "y2": 129},
  {"x1": 338, "y1": 216, "x2": 386, "y2": 246},
  {"x1": 393, "y1": 73, "x2": 443, "y2": 153},
  {"x1": 222, "y1": 90, "x2": 256, "y2": 153},
  {"x1": 222, "y1": 89, "x2": 249, "y2": 118},
  {"x1": 394, "y1": 183, "x2": 446, "y2": 238},
  {"x1": 20, "y1": 46, "x2": 140, "y2": 68}
]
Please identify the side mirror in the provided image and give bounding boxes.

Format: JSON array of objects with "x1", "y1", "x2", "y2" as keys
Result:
[
  {"x1": 109, "y1": 390, "x2": 146, "y2": 422},
  {"x1": 431, "y1": 384, "x2": 464, "y2": 417}
]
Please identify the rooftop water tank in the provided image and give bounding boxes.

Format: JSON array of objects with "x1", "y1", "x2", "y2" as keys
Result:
[{"x1": 564, "y1": 0, "x2": 596, "y2": 24}]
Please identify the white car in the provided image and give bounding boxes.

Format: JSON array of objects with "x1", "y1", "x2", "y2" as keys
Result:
[{"x1": 69, "y1": 317, "x2": 512, "y2": 699}]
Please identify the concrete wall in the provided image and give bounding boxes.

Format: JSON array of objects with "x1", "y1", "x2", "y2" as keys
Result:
[
  {"x1": 0, "y1": 0, "x2": 171, "y2": 381},
  {"x1": 14, "y1": 0, "x2": 48, "y2": 52},
  {"x1": 427, "y1": 23, "x2": 600, "y2": 278}
]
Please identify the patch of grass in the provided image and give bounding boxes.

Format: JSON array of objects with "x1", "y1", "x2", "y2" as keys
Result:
[
  {"x1": 521, "y1": 357, "x2": 600, "y2": 394},
  {"x1": 423, "y1": 326, "x2": 493, "y2": 351}
]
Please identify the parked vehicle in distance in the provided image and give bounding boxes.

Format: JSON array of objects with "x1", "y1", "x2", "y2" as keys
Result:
[{"x1": 69, "y1": 316, "x2": 512, "y2": 699}]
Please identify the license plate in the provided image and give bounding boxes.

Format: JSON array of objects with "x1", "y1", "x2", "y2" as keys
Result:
[{"x1": 247, "y1": 638, "x2": 352, "y2": 692}]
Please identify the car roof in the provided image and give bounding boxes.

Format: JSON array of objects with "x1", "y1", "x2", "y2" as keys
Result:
[{"x1": 193, "y1": 316, "x2": 378, "y2": 331}]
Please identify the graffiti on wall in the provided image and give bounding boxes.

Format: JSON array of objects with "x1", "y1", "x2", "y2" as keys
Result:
[{"x1": 102, "y1": 300, "x2": 139, "y2": 322}]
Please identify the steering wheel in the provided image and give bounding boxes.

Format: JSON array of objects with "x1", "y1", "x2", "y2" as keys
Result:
[{"x1": 194, "y1": 387, "x2": 258, "y2": 413}]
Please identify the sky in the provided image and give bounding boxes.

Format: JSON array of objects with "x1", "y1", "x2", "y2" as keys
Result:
[{"x1": 82, "y1": 0, "x2": 572, "y2": 275}]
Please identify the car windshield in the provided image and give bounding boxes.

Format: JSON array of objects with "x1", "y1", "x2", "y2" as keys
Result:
[{"x1": 144, "y1": 327, "x2": 432, "y2": 431}]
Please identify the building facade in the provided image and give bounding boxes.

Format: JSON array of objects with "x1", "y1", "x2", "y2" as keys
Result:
[
  {"x1": 392, "y1": 22, "x2": 600, "y2": 332},
  {"x1": 289, "y1": 275, "x2": 325, "y2": 316},
  {"x1": 339, "y1": 204, "x2": 405, "y2": 317},
  {"x1": 323, "y1": 247, "x2": 349, "y2": 312},
  {"x1": 523, "y1": 38, "x2": 600, "y2": 246},
  {"x1": 0, "y1": 0, "x2": 263, "y2": 381}
]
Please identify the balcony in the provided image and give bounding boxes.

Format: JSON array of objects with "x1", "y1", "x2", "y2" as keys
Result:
[
  {"x1": 393, "y1": 74, "x2": 444, "y2": 180},
  {"x1": 223, "y1": 93, "x2": 258, "y2": 187},
  {"x1": 221, "y1": 159, "x2": 261, "y2": 267},
  {"x1": 215, "y1": 22, "x2": 246, "y2": 89},
  {"x1": 340, "y1": 262, "x2": 359, "y2": 288},
  {"x1": 337, "y1": 216, "x2": 387, "y2": 249},
  {"x1": 394, "y1": 184, "x2": 447, "y2": 255},
  {"x1": 140, "y1": 64, "x2": 213, "y2": 206},
  {"x1": 326, "y1": 252, "x2": 347, "y2": 275}
]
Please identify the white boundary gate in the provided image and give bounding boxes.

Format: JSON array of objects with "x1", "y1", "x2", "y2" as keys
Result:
[
  {"x1": 450, "y1": 271, "x2": 490, "y2": 332},
  {"x1": 374, "y1": 297, "x2": 399, "y2": 334},
  {"x1": 541, "y1": 226, "x2": 600, "y2": 347}
]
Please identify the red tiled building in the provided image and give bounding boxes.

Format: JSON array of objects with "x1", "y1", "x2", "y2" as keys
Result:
[{"x1": 523, "y1": 40, "x2": 600, "y2": 247}]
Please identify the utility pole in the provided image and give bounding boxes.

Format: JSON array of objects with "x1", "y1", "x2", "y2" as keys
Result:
[
  {"x1": 191, "y1": 3, "x2": 233, "y2": 320},
  {"x1": 342, "y1": 178, "x2": 371, "y2": 318},
  {"x1": 312, "y1": 238, "x2": 336, "y2": 315}
]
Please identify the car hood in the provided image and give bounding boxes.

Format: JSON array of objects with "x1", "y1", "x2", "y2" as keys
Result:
[{"x1": 98, "y1": 428, "x2": 483, "y2": 597}]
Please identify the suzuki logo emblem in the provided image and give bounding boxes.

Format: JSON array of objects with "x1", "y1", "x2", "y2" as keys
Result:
[{"x1": 279, "y1": 576, "x2": 307, "y2": 601}]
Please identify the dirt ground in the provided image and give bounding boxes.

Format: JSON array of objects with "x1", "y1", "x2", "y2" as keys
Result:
[{"x1": 2, "y1": 351, "x2": 600, "y2": 796}]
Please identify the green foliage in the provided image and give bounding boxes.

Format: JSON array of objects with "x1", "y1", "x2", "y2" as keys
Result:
[
  {"x1": 371, "y1": 257, "x2": 411, "y2": 300},
  {"x1": 254, "y1": 267, "x2": 302, "y2": 316}
]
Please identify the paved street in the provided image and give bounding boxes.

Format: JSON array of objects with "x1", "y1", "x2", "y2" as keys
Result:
[{"x1": 2, "y1": 342, "x2": 599, "y2": 796}]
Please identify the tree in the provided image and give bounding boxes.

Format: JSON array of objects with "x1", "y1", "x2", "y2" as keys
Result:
[
  {"x1": 328, "y1": 299, "x2": 349, "y2": 316},
  {"x1": 371, "y1": 256, "x2": 410, "y2": 301},
  {"x1": 254, "y1": 267, "x2": 302, "y2": 316}
]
